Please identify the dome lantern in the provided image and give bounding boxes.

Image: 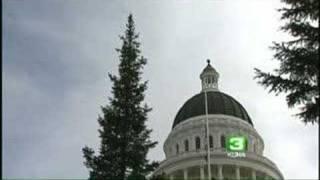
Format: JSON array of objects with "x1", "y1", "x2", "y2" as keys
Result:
[{"x1": 200, "y1": 59, "x2": 219, "y2": 92}]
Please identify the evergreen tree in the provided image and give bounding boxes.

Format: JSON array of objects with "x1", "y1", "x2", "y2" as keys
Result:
[
  {"x1": 254, "y1": 0, "x2": 319, "y2": 124},
  {"x1": 82, "y1": 14, "x2": 158, "y2": 180}
]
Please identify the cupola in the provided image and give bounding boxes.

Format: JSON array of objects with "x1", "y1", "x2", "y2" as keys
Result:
[{"x1": 200, "y1": 59, "x2": 219, "y2": 92}]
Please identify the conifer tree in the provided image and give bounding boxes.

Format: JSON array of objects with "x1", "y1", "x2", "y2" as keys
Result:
[
  {"x1": 254, "y1": 0, "x2": 319, "y2": 124},
  {"x1": 82, "y1": 14, "x2": 158, "y2": 180}
]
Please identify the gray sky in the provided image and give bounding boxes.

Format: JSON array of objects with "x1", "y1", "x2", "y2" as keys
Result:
[{"x1": 3, "y1": 0, "x2": 318, "y2": 179}]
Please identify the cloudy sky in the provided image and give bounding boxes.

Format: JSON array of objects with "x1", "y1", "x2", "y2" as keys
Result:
[{"x1": 3, "y1": 0, "x2": 318, "y2": 179}]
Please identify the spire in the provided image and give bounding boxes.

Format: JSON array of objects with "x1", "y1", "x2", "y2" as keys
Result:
[{"x1": 200, "y1": 59, "x2": 219, "y2": 92}]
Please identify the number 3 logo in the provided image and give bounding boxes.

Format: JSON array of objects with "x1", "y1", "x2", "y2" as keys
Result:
[{"x1": 227, "y1": 136, "x2": 247, "y2": 152}]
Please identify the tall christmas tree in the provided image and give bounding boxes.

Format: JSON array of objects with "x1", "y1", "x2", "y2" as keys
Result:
[
  {"x1": 255, "y1": 0, "x2": 319, "y2": 124},
  {"x1": 82, "y1": 14, "x2": 158, "y2": 180}
]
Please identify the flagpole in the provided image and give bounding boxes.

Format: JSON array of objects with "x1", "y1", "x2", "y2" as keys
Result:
[{"x1": 204, "y1": 90, "x2": 211, "y2": 180}]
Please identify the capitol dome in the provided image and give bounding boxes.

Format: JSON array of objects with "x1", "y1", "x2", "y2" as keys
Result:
[
  {"x1": 172, "y1": 91, "x2": 253, "y2": 129},
  {"x1": 152, "y1": 60, "x2": 283, "y2": 180}
]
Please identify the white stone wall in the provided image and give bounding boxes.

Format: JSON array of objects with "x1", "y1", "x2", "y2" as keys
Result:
[
  {"x1": 164, "y1": 114, "x2": 264, "y2": 158},
  {"x1": 153, "y1": 114, "x2": 283, "y2": 179}
]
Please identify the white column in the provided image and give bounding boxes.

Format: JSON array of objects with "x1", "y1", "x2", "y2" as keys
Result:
[
  {"x1": 169, "y1": 174, "x2": 174, "y2": 180},
  {"x1": 251, "y1": 170, "x2": 256, "y2": 180},
  {"x1": 218, "y1": 165, "x2": 223, "y2": 180},
  {"x1": 183, "y1": 169, "x2": 188, "y2": 180},
  {"x1": 265, "y1": 175, "x2": 271, "y2": 180},
  {"x1": 235, "y1": 166, "x2": 240, "y2": 180},
  {"x1": 200, "y1": 166, "x2": 205, "y2": 180}
]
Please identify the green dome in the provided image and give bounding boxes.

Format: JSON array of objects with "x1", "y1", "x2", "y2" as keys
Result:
[{"x1": 172, "y1": 91, "x2": 253, "y2": 129}]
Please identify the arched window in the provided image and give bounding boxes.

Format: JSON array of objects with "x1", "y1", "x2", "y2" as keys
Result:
[
  {"x1": 184, "y1": 140, "x2": 189, "y2": 152},
  {"x1": 209, "y1": 135, "x2": 213, "y2": 148},
  {"x1": 221, "y1": 135, "x2": 226, "y2": 148},
  {"x1": 176, "y1": 144, "x2": 179, "y2": 154},
  {"x1": 254, "y1": 143, "x2": 258, "y2": 153},
  {"x1": 195, "y1": 137, "x2": 201, "y2": 150}
]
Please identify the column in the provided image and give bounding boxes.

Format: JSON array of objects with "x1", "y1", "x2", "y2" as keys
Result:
[
  {"x1": 218, "y1": 165, "x2": 223, "y2": 180},
  {"x1": 265, "y1": 175, "x2": 271, "y2": 180},
  {"x1": 169, "y1": 174, "x2": 173, "y2": 180},
  {"x1": 200, "y1": 166, "x2": 205, "y2": 180},
  {"x1": 235, "y1": 166, "x2": 240, "y2": 180},
  {"x1": 251, "y1": 170, "x2": 256, "y2": 180},
  {"x1": 183, "y1": 169, "x2": 188, "y2": 180}
]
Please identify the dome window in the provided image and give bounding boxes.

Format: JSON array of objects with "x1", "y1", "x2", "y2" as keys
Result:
[
  {"x1": 254, "y1": 143, "x2": 258, "y2": 153},
  {"x1": 176, "y1": 144, "x2": 179, "y2": 154},
  {"x1": 209, "y1": 135, "x2": 213, "y2": 148},
  {"x1": 195, "y1": 137, "x2": 201, "y2": 150},
  {"x1": 221, "y1": 135, "x2": 226, "y2": 148},
  {"x1": 184, "y1": 140, "x2": 189, "y2": 152}
]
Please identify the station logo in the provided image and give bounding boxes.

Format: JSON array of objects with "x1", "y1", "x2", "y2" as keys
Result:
[{"x1": 226, "y1": 135, "x2": 247, "y2": 158}]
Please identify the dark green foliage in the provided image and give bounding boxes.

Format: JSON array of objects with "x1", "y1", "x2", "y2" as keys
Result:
[
  {"x1": 254, "y1": 0, "x2": 319, "y2": 124},
  {"x1": 82, "y1": 14, "x2": 158, "y2": 180}
]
